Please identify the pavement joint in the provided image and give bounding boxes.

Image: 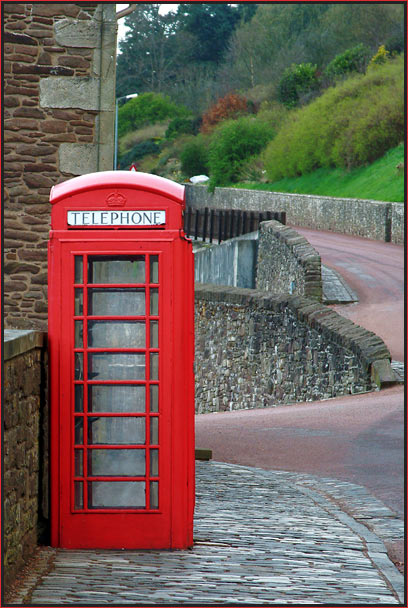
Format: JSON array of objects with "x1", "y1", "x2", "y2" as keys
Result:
[{"x1": 6, "y1": 461, "x2": 404, "y2": 606}]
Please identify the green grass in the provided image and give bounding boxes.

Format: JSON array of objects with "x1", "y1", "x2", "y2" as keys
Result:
[{"x1": 235, "y1": 144, "x2": 404, "y2": 202}]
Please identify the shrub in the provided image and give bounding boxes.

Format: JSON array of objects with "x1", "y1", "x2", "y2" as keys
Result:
[
  {"x1": 277, "y1": 63, "x2": 320, "y2": 108},
  {"x1": 368, "y1": 44, "x2": 390, "y2": 67},
  {"x1": 118, "y1": 92, "x2": 189, "y2": 138},
  {"x1": 165, "y1": 117, "x2": 195, "y2": 140},
  {"x1": 324, "y1": 44, "x2": 370, "y2": 81},
  {"x1": 180, "y1": 135, "x2": 210, "y2": 177},
  {"x1": 118, "y1": 140, "x2": 160, "y2": 169},
  {"x1": 201, "y1": 93, "x2": 249, "y2": 133},
  {"x1": 264, "y1": 55, "x2": 404, "y2": 179},
  {"x1": 207, "y1": 116, "x2": 275, "y2": 189},
  {"x1": 257, "y1": 101, "x2": 289, "y2": 131},
  {"x1": 119, "y1": 123, "x2": 168, "y2": 156}
]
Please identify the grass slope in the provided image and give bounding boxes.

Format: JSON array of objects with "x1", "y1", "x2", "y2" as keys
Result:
[{"x1": 235, "y1": 144, "x2": 404, "y2": 202}]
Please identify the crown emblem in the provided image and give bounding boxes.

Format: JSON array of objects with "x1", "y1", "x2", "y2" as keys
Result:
[{"x1": 106, "y1": 191, "x2": 126, "y2": 207}]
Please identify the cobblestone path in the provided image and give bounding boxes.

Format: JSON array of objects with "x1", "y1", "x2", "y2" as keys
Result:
[{"x1": 12, "y1": 462, "x2": 404, "y2": 606}]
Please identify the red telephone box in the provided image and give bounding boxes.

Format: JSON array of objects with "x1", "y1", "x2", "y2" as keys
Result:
[{"x1": 48, "y1": 171, "x2": 195, "y2": 549}]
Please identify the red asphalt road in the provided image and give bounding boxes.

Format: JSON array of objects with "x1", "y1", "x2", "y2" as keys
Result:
[{"x1": 195, "y1": 228, "x2": 405, "y2": 516}]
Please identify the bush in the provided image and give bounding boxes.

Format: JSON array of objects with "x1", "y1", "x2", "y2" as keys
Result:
[
  {"x1": 118, "y1": 140, "x2": 160, "y2": 169},
  {"x1": 165, "y1": 117, "x2": 195, "y2": 140},
  {"x1": 257, "y1": 101, "x2": 289, "y2": 131},
  {"x1": 207, "y1": 116, "x2": 275, "y2": 189},
  {"x1": 264, "y1": 55, "x2": 404, "y2": 179},
  {"x1": 277, "y1": 63, "x2": 320, "y2": 108},
  {"x1": 324, "y1": 44, "x2": 370, "y2": 81},
  {"x1": 180, "y1": 135, "x2": 210, "y2": 177},
  {"x1": 368, "y1": 44, "x2": 390, "y2": 67},
  {"x1": 201, "y1": 93, "x2": 249, "y2": 133},
  {"x1": 118, "y1": 92, "x2": 189, "y2": 138}
]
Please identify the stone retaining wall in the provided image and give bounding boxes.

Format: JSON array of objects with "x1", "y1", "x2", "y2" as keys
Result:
[
  {"x1": 194, "y1": 284, "x2": 392, "y2": 414},
  {"x1": 3, "y1": 330, "x2": 48, "y2": 589},
  {"x1": 4, "y1": 3, "x2": 117, "y2": 330},
  {"x1": 256, "y1": 221, "x2": 322, "y2": 301},
  {"x1": 185, "y1": 185, "x2": 404, "y2": 245}
]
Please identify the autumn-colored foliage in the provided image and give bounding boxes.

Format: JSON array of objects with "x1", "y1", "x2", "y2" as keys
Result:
[{"x1": 200, "y1": 93, "x2": 249, "y2": 133}]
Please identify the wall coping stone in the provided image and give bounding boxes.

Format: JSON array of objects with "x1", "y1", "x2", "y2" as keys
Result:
[{"x1": 4, "y1": 329, "x2": 46, "y2": 361}]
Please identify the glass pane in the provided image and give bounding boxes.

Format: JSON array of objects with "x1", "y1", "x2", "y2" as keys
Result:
[
  {"x1": 88, "y1": 321, "x2": 145, "y2": 348},
  {"x1": 74, "y1": 418, "x2": 83, "y2": 444},
  {"x1": 88, "y1": 449, "x2": 145, "y2": 477},
  {"x1": 74, "y1": 256, "x2": 83, "y2": 284},
  {"x1": 88, "y1": 256, "x2": 145, "y2": 284},
  {"x1": 75, "y1": 353, "x2": 83, "y2": 380},
  {"x1": 74, "y1": 481, "x2": 83, "y2": 509},
  {"x1": 89, "y1": 385, "x2": 145, "y2": 413},
  {"x1": 150, "y1": 481, "x2": 159, "y2": 509},
  {"x1": 150, "y1": 385, "x2": 159, "y2": 413},
  {"x1": 88, "y1": 288, "x2": 145, "y2": 316},
  {"x1": 150, "y1": 449, "x2": 159, "y2": 477},
  {"x1": 150, "y1": 256, "x2": 159, "y2": 284},
  {"x1": 75, "y1": 288, "x2": 83, "y2": 315},
  {"x1": 75, "y1": 450, "x2": 83, "y2": 476},
  {"x1": 75, "y1": 321, "x2": 83, "y2": 348},
  {"x1": 88, "y1": 353, "x2": 145, "y2": 380},
  {"x1": 88, "y1": 481, "x2": 145, "y2": 509},
  {"x1": 150, "y1": 353, "x2": 159, "y2": 380},
  {"x1": 75, "y1": 384, "x2": 83, "y2": 412},
  {"x1": 150, "y1": 417, "x2": 158, "y2": 445},
  {"x1": 88, "y1": 417, "x2": 145, "y2": 445},
  {"x1": 150, "y1": 321, "x2": 158, "y2": 348},
  {"x1": 150, "y1": 288, "x2": 159, "y2": 316}
]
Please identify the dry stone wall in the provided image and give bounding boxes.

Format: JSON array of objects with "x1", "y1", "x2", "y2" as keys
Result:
[
  {"x1": 194, "y1": 285, "x2": 392, "y2": 414},
  {"x1": 4, "y1": 3, "x2": 116, "y2": 329},
  {"x1": 256, "y1": 221, "x2": 323, "y2": 300},
  {"x1": 3, "y1": 330, "x2": 48, "y2": 590},
  {"x1": 185, "y1": 185, "x2": 404, "y2": 245}
]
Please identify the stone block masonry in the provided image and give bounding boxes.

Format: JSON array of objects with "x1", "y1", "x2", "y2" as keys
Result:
[
  {"x1": 4, "y1": 3, "x2": 117, "y2": 329},
  {"x1": 256, "y1": 220, "x2": 323, "y2": 300},
  {"x1": 185, "y1": 185, "x2": 404, "y2": 245},
  {"x1": 194, "y1": 285, "x2": 393, "y2": 413},
  {"x1": 3, "y1": 330, "x2": 48, "y2": 590}
]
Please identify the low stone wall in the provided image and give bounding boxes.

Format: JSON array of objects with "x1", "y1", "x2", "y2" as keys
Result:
[
  {"x1": 194, "y1": 284, "x2": 393, "y2": 414},
  {"x1": 3, "y1": 330, "x2": 48, "y2": 589},
  {"x1": 256, "y1": 221, "x2": 322, "y2": 301},
  {"x1": 186, "y1": 185, "x2": 404, "y2": 245}
]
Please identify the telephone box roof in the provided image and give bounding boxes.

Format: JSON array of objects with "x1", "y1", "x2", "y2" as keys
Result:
[{"x1": 50, "y1": 171, "x2": 185, "y2": 205}]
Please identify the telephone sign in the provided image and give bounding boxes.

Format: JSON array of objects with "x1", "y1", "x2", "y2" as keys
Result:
[
  {"x1": 48, "y1": 171, "x2": 195, "y2": 549},
  {"x1": 67, "y1": 210, "x2": 166, "y2": 226}
]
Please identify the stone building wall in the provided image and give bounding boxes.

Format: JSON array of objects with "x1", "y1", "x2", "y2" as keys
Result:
[
  {"x1": 256, "y1": 221, "x2": 322, "y2": 301},
  {"x1": 194, "y1": 284, "x2": 393, "y2": 414},
  {"x1": 3, "y1": 330, "x2": 48, "y2": 590},
  {"x1": 4, "y1": 3, "x2": 117, "y2": 330},
  {"x1": 185, "y1": 185, "x2": 404, "y2": 245}
]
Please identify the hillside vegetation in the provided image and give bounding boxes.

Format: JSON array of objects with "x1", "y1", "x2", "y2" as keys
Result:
[
  {"x1": 235, "y1": 144, "x2": 404, "y2": 203},
  {"x1": 263, "y1": 55, "x2": 404, "y2": 181},
  {"x1": 117, "y1": 4, "x2": 404, "y2": 203}
]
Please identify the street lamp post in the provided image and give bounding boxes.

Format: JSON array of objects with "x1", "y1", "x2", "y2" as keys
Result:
[{"x1": 114, "y1": 93, "x2": 138, "y2": 170}]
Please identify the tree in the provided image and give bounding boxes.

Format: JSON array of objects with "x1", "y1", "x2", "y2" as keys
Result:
[
  {"x1": 116, "y1": 4, "x2": 193, "y2": 97},
  {"x1": 324, "y1": 44, "x2": 370, "y2": 81},
  {"x1": 175, "y1": 4, "x2": 240, "y2": 64},
  {"x1": 278, "y1": 63, "x2": 320, "y2": 108}
]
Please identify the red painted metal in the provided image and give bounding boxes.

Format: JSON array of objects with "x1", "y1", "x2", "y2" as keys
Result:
[{"x1": 48, "y1": 171, "x2": 195, "y2": 549}]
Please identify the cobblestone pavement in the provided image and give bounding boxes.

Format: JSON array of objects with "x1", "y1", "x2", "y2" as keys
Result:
[{"x1": 8, "y1": 462, "x2": 404, "y2": 606}]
